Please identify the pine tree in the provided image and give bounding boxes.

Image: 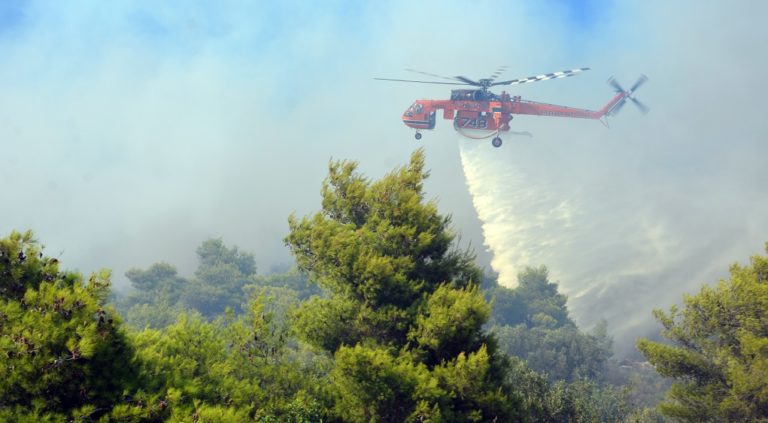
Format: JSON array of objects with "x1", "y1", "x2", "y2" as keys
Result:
[
  {"x1": 286, "y1": 150, "x2": 522, "y2": 421},
  {"x1": 0, "y1": 231, "x2": 152, "y2": 420},
  {"x1": 637, "y1": 244, "x2": 768, "y2": 421}
]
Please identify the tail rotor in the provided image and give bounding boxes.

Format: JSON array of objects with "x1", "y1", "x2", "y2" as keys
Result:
[{"x1": 607, "y1": 75, "x2": 649, "y2": 115}]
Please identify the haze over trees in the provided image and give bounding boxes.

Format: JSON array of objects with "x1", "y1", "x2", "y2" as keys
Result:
[
  {"x1": 2, "y1": 149, "x2": 766, "y2": 421},
  {"x1": 115, "y1": 239, "x2": 318, "y2": 329},
  {"x1": 486, "y1": 266, "x2": 613, "y2": 383}
]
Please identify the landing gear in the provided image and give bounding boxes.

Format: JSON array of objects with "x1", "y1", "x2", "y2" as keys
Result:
[
  {"x1": 491, "y1": 136, "x2": 502, "y2": 148},
  {"x1": 415, "y1": 132, "x2": 422, "y2": 140}
]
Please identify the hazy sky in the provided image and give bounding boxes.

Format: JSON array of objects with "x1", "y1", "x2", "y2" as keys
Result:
[{"x1": 2, "y1": 1, "x2": 767, "y2": 354}]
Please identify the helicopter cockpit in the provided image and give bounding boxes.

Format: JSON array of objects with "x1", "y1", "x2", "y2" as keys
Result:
[
  {"x1": 402, "y1": 101, "x2": 436, "y2": 130},
  {"x1": 404, "y1": 102, "x2": 424, "y2": 117}
]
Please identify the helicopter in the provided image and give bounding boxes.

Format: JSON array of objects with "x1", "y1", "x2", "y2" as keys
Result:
[{"x1": 375, "y1": 67, "x2": 648, "y2": 147}]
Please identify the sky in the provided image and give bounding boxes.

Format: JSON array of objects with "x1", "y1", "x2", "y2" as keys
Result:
[{"x1": 1, "y1": 1, "x2": 767, "y2": 356}]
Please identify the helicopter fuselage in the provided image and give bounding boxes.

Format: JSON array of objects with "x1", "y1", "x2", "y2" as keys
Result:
[{"x1": 401, "y1": 89, "x2": 625, "y2": 137}]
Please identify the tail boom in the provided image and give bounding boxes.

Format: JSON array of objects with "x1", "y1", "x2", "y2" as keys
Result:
[
  {"x1": 510, "y1": 91, "x2": 627, "y2": 120},
  {"x1": 598, "y1": 92, "x2": 629, "y2": 117}
]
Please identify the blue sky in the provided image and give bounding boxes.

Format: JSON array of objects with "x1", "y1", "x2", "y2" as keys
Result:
[
  {"x1": 0, "y1": 1, "x2": 618, "y2": 75},
  {"x1": 0, "y1": 0, "x2": 24, "y2": 29}
]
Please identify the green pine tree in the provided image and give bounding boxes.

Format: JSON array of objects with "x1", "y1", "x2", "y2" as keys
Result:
[
  {"x1": 637, "y1": 243, "x2": 768, "y2": 421},
  {"x1": 0, "y1": 231, "x2": 153, "y2": 421},
  {"x1": 286, "y1": 149, "x2": 522, "y2": 422}
]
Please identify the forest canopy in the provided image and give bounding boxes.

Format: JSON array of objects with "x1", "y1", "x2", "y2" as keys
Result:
[{"x1": 2, "y1": 150, "x2": 765, "y2": 422}]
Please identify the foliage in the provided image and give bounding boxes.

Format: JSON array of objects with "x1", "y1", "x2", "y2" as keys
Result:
[
  {"x1": 115, "y1": 248, "x2": 231, "y2": 327},
  {"x1": 506, "y1": 356, "x2": 634, "y2": 422},
  {"x1": 1, "y1": 150, "x2": 687, "y2": 421},
  {"x1": 125, "y1": 262, "x2": 187, "y2": 302},
  {"x1": 131, "y1": 293, "x2": 331, "y2": 421},
  {"x1": 286, "y1": 149, "x2": 520, "y2": 421},
  {"x1": 116, "y1": 236, "x2": 322, "y2": 330},
  {"x1": 186, "y1": 238, "x2": 257, "y2": 317},
  {"x1": 409, "y1": 284, "x2": 491, "y2": 365},
  {"x1": 637, "y1": 244, "x2": 768, "y2": 422},
  {"x1": 489, "y1": 266, "x2": 613, "y2": 383},
  {"x1": 289, "y1": 152, "x2": 478, "y2": 301},
  {"x1": 196, "y1": 238, "x2": 257, "y2": 277},
  {"x1": 247, "y1": 266, "x2": 322, "y2": 301},
  {"x1": 623, "y1": 407, "x2": 672, "y2": 423},
  {"x1": 117, "y1": 262, "x2": 189, "y2": 329},
  {"x1": 495, "y1": 321, "x2": 612, "y2": 383},
  {"x1": 331, "y1": 344, "x2": 435, "y2": 422},
  {"x1": 123, "y1": 238, "x2": 255, "y2": 321},
  {"x1": 121, "y1": 298, "x2": 187, "y2": 330},
  {"x1": 0, "y1": 231, "x2": 152, "y2": 420},
  {"x1": 605, "y1": 359, "x2": 673, "y2": 410},
  {"x1": 490, "y1": 266, "x2": 573, "y2": 328}
]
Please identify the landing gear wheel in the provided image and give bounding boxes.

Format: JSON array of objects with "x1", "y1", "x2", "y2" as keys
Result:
[
  {"x1": 491, "y1": 137, "x2": 502, "y2": 148},
  {"x1": 415, "y1": 132, "x2": 422, "y2": 140}
]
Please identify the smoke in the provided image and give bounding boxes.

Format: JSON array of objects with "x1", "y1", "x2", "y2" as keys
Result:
[
  {"x1": 1, "y1": 1, "x2": 767, "y2": 355},
  {"x1": 457, "y1": 91, "x2": 768, "y2": 355},
  {"x1": 0, "y1": 1, "x2": 417, "y2": 284},
  {"x1": 455, "y1": 1, "x2": 768, "y2": 356}
]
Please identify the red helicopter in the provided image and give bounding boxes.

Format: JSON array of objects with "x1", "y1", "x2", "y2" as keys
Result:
[{"x1": 376, "y1": 67, "x2": 648, "y2": 147}]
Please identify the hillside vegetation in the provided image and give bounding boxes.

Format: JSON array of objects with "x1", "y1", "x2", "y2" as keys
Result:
[{"x1": 2, "y1": 150, "x2": 766, "y2": 421}]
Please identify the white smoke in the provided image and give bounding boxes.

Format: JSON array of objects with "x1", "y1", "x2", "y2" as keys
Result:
[
  {"x1": 453, "y1": 4, "x2": 768, "y2": 356},
  {"x1": 458, "y1": 126, "x2": 767, "y2": 357}
]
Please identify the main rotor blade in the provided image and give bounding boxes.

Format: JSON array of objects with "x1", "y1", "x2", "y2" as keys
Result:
[
  {"x1": 608, "y1": 77, "x2": 625, "y2": 93},
  {"x1": 629, "y1": 74, "x2": 648, "y2": 93},
  {"x1": 491, "y1": 67, "x2": 590, "y2": 86},
  {"x1": 488, "y1": 65, "x2": 509, "y2": 82},
  {"x1": 454, "y1": 76, "x2": 482, "y2": 86},
  {"x1": 404, "y1": 68, "x2": 461, "y2": 82},
  {"x1": 631, "y1": 97, "x2": 650, "y2": 114},
  {"x1": 374, "y1": 77, "x2": 471, "y2": 86}
]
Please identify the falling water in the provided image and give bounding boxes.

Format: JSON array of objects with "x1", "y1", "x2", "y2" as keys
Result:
[{"x1": 456, "y1": 136, "x2": 711, "y2": 354}]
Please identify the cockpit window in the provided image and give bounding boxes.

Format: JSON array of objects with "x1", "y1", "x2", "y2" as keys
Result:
[
  {"x1": 407, "y1": 103, "x2": 423, "y2": 114},
  {"x1": 405, "y1": 102, "x2": 425, "y2": 117}
]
